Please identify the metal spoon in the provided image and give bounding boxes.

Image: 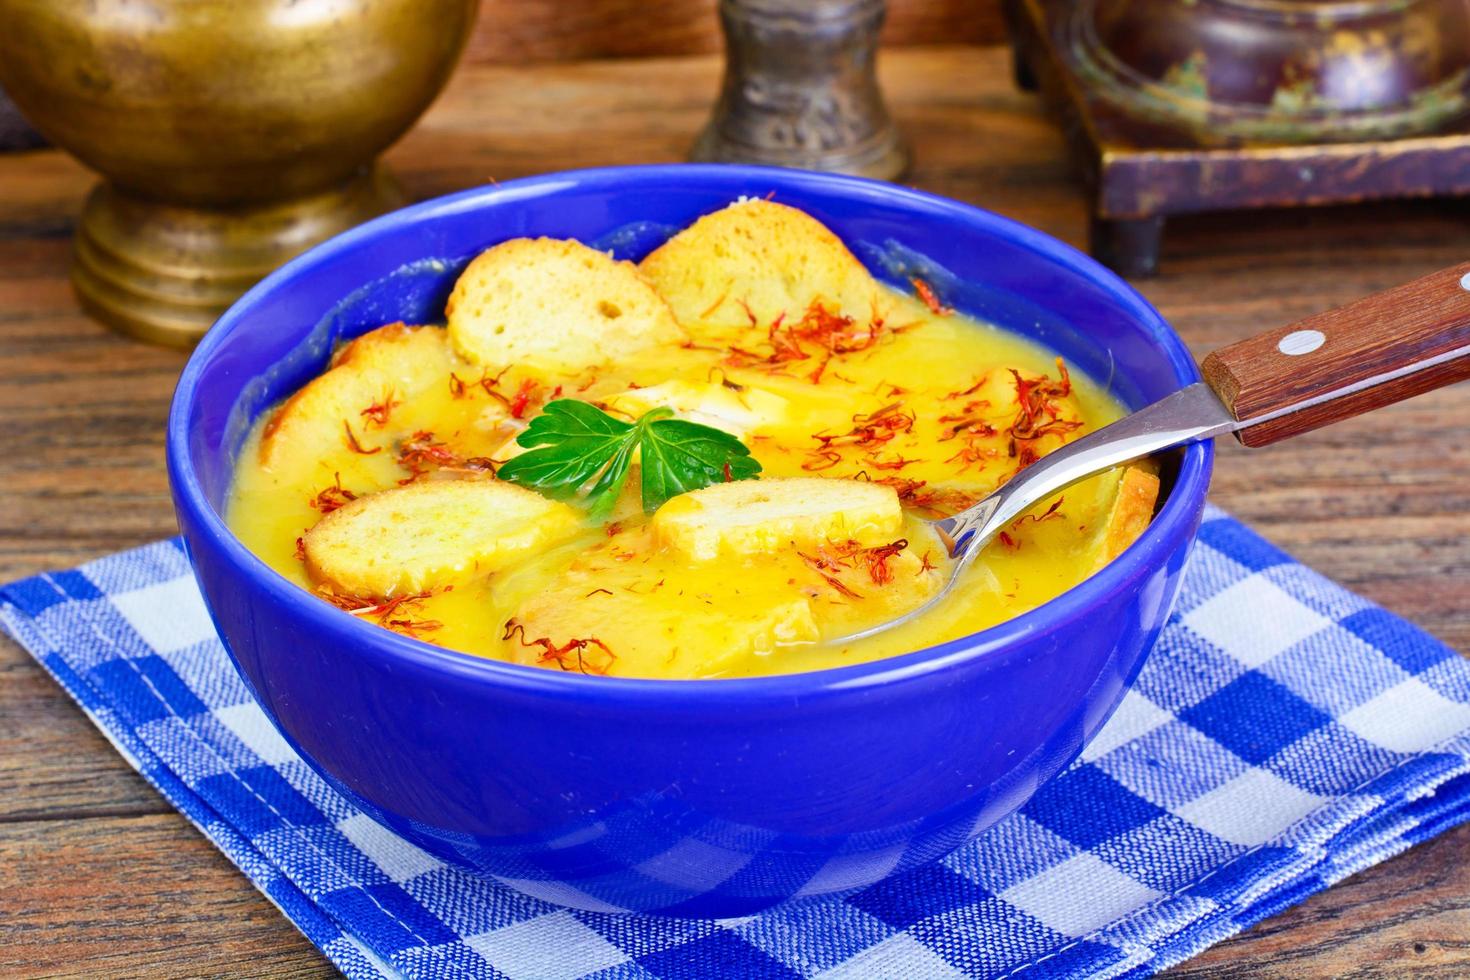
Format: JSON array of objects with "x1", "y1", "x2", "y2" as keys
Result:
[{"x1": 834, "y1": 262, "x2": 1470, "y2": 644}]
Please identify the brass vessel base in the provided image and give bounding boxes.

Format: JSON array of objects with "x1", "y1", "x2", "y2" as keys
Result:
[{"x1": 72, "y1": 166, "x2": 408, "y2": 348}]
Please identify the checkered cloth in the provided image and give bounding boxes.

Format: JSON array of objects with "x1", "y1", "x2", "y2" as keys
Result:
[{"x1": 5, "y1": 505, "x2": 1470, "y2": 980}]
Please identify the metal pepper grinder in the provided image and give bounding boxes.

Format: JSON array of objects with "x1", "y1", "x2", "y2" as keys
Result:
[{"x1": 692, "y1": 0, "x2": 909, "y2": 180}]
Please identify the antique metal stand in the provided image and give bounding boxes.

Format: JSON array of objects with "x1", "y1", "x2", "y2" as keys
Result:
[
  {"x1": 692, "y1": 0, "x2": 909, "y2": 180},
  {"x1": 1007, "y1": 0, "x2": 1470, "y2": 276}
]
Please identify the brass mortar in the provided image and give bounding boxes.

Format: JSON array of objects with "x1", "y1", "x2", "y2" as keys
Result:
[{"x1": 0, "y1": 0, "x2": 480, "y2": 346}]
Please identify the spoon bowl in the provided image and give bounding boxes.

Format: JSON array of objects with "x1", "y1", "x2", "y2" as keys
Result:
[{"x1": 839, "y1": 263, "x2": 1470, "y2": 645}]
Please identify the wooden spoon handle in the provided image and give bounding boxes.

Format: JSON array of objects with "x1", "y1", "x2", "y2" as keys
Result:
[{"x1": 1200, "y1": 262, "x2": 1470, "y2": 447}]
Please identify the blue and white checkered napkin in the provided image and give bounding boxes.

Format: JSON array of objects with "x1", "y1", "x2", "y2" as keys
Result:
[{"x1": 5, "y1": 504, "x2": 1470, "y2": 980}]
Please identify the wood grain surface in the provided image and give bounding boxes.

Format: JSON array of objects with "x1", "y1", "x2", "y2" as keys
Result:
[
  {"x1": 1202, "y1": 261, "x2": 1470, "y2": 446},
  {"x1": 465, "y1": 0, "x2": 1006, "y2": 65},
  {"x1": 2, "y1": 46, "x2": 1469, "y2": 978}
]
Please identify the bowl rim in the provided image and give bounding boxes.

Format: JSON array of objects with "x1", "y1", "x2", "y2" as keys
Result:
[{"x1": 167, "y1": 162, "x2": 1213, "y2": 702}]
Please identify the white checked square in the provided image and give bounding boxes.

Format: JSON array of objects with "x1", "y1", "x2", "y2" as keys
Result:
[
  {"x1": 1183, "y1": 577, "x2": 1329, "y2": 668},
  {"x1": 815, "y1": 933, "x2": 967, "y2": 980},
  {"x1": 795, "y1": 843, "x2": 906, "y2": 897},
  {"x1": 337, "y1": 813, "x2": 443, "y2": 883},
  {"x1": 1082, "y1": 690, "x2": 1172, "y2": 762},
  {"x1": 215, "y1": 701, "x2": 298, "y2": 766},
  {"x1": 1339, "y1": 678, "x2": 1470, "y2": 753},
  {"x1": 109, "y1": 575, "x2": 217, "y2": 654},
  {"x1": 466, "y1": 910, "x2": 627, "y2": 979},
  {"x1": 491, "y1": 875, "x2": 628, "y2": 914},
  {"x1": 1000, "y1": 853, "x2": 1162, "y2": 937},
  {"x1": 336, "y1": 934, "x2": 399, "y2": 979},
  {"x1": 1174, "y1": 767, "x2": 1326, "y2": 847},
  {"x1": 634, "y1": 835, "x2": 753, "y2": 891}
]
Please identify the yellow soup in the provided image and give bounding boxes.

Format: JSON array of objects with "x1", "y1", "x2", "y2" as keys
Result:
[{"x1": 228, "y1": 289, "x2": 1155, "y2": 679}]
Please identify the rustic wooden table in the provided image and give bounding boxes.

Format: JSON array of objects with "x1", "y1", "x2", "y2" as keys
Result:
[{"x1": 3, "y1": 46, "x2": 1468, "y2": 978}]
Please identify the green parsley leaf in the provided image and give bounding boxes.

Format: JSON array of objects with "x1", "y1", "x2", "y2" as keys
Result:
[{"x1": 498, "y1": 399, "x2": 762, "y2": 517}]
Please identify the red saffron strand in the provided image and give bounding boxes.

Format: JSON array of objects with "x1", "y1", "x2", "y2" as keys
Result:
[
  {"x1": 502, "y1": 620, "x2": 616, "y2": 675},
  {"x1": 812, "y1": 403, "x2": 915, "y2": 451},
  {"x1": 359, "y1": 388, "x2": 400, "y2": 428},
  {"x1": 309, "y1": 473, "x2": 357, "y2": 513},
  {"x1": 508, "y1": 378, "x2": 540, "y2": 419},
  {"x1": 867, "y1": 454, "x2": 919, "y2": 471},
  {"x1": 699, "y1": 286, "x2": 731, "y2": 320},
  {"x1": 315, "y1": 588, "x2": 442, "y2": 638},
  {"x1": 945, "y1": 376, "x2": 988, "y2": 400},
  {"x1": 911, "y1": 277, "x2": 952, "y2": 316},
  {"x1": 1012, "y1": 497, "x2": 1065, "y2": 527},
  {"x1": 342, "y1": 421, "x2": 381, "y2": 455},
  {"x1": 863, "y1": 539, "x2": 908, "y2": 586},
  {"x1": 801, "y1": 450, "x2": 844, "y2": 472},
  {"x1": 736, "y1": 298, "x2": 758, "y2": 327},
  {"x1": 396, "y1": 430, "x2": 461, "y2": 483}
]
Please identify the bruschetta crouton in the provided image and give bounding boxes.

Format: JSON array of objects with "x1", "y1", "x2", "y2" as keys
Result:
[
  {"x1": 259, "y1": 323, "x2": 451, "y2": 471},
  {"x1": 638, "y1": 199, "x2": 884, "y2": 331},
  {"x1": 303, "y1": 478, "x2": 581, "y2": 597},
  {"x1": 504, "y1": 525, "x2": 821, "y2": 678},
  {"x1": 446, "y1": 237, "x2": 684, "y2": 373},
  {"x1": 651, "y1": 477, "x2": 903, "y2": 562}
]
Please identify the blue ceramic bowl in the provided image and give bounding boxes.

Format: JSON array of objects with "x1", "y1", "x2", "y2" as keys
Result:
[{"x1": 167, "y1": 165, "x2": 1212, "y2": 917}]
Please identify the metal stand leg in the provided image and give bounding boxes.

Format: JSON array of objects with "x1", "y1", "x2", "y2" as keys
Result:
[
  {"x1": 1091, "y1": 215, "x2": 1165, "y2": 278},
  {"x1": 1011, "y1": 44, "x2": 1038, "y2": 92}
]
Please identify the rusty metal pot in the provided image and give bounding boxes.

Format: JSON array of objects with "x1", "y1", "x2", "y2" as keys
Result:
[{"x1": 1071, "y1": 0, "x2": 1470, "y2": 145}]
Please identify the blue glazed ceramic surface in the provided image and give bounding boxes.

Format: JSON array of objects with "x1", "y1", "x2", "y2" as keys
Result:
[{"x1": 167, "y1": 165, "x2": 1212, "y2": 917}]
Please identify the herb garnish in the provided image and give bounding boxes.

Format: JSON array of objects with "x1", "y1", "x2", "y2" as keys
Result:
[{"x1": 498, "y1": 399, "x2": 761, "y2": 517}]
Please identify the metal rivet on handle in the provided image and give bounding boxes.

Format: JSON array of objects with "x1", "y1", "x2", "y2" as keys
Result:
[
  {"x1": 1278, "y1": 329, "x2": 1326, "y2": 356},
  {"x1": 1461, "y1": 271, "x2": 1470, "y2": 291}
]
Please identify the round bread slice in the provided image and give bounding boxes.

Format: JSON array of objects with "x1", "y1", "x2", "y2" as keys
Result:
[
  {"x1": 651, "y1": 477, "x2": 903, "y2": 562},
  {"x1": 303, "y1": 478, "x2": 581, "y2": 597},
  {"x1": 445, "y1": 237, "x2": 684, "y2": 373},
  {"x1": 638, "y1": 199, "x2": 884, "y2": 330},
  {"x1": 258, "y1": 323, "x2": 452, "y2": 471}
]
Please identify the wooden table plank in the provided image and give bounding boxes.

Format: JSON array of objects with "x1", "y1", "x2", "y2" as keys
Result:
[
  {"x1": 0, "y1": 813, "x2": 331, "y2": 978},
  {"x1": 1, "y1": 45, "x2": 1467, "y2": 977},
  {"x1": 464, "y1": 0, "x2": 1009, "y2": 66}
]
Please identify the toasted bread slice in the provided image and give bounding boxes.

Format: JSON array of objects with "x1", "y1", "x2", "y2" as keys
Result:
[
  {"x1": 638, "y1": 199, "x2": 883, "y2": 330},
  {"x1": 1098, "y1": 463, "x2": 1161, "y2": 566},
  {"x1": 503, "y1": 525, "x2": 820, "y2": 678},
  {"x1": 601, "y1": 379, "x2": 789, "y2": 439},
  {"x1": 303, "y1": 478, "x2": 581, "y2": 597},
  {"x1": 445, "y1": 237, "x2": 684, "y2": 373},
  {"x1": 259, "y1": 323, "x2": 451, "y2": 472},
  {"x1": 652, "y1": 477, "x2": 903, "y2": 562}
]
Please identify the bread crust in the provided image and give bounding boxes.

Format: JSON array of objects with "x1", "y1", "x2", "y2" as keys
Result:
[
  {"x1": 638, "y1": 199, "x2": 885, "y2": 331},
  {"x1": 303, "y1": 478, "x2": 581, "y2": 597},
  {"x1": 1098, "y1": 463, "x2": 1162, "y2": 566},
  {"x1": 445, "y1": 237, "x2": 683, "y2": 372},
  {"x1": 259, "y1": 323, "x2": 451, "y2": 471},
  {"x1": 651, "y1": 477, "x2": 904, "y2": 562}
]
